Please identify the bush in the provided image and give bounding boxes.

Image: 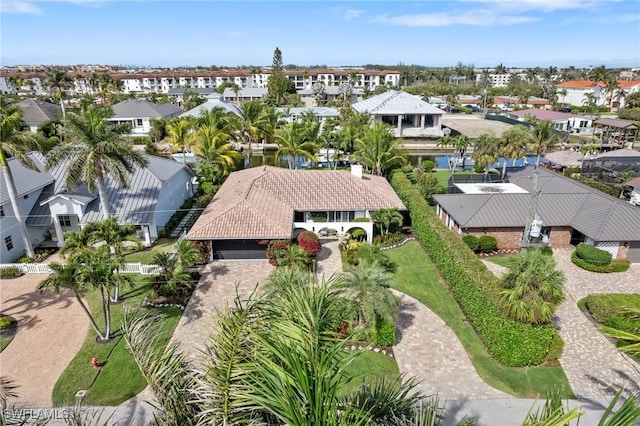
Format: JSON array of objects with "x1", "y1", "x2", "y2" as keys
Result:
[
  {"x1": 391, "y1": 171, "x2": 557, "y2": 366},
  {"x1": 478, "y1": 235, "x2": 497, "y2": 253},
  {"x1": 297, "y1": 231, "x2": 322, "y2": 257},
  {"x1": 0, "y1": 266, "x2": 22, "y2": 278},
  {"x1": 571, "y1": 252, "x2": 630, "y2": 273},
  {"x1": 375, "y1": 317, "x2": 397, "y2": 347},
  {"x1": 539, "y1": 246, "x2": 554, "y2": 256},
  {"x1": 260, "y1": 239, "x2": 291, "y2": 266},
  {"x1": 421, "y1": 160, "x2": 435, "y2": 172},
  {"x1": 462, "y1": 235, "x2": 480, "y2": 252},
  {"x1": 575, "y1": 243, "x2": 612, "y2": 266},
  {"x1": 373, "y1": 232, "x2": 406, "y2": 248},
  {"x1": 0, "y1": 316, "x2": 12, "y2": 328},
  {"x1": 352, "y1": 217, "x2": 370, "y2": 223},
  {"x1": 350, "y1": 228, "x2": 367, "y2": 241}
]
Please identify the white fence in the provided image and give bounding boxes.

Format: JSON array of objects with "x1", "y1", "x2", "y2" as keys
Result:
[{"x1": 0, "y1": 262, "x2": 161, "y2": 275}]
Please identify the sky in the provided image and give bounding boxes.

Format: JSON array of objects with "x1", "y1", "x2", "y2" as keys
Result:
[{"x1": 1, "y1": 0, "x2": 639, "y2": 69}]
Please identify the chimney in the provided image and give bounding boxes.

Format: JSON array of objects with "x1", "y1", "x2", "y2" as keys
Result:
[{"x1": 350, "y1": 164, "x2": 363, "y2": 179}]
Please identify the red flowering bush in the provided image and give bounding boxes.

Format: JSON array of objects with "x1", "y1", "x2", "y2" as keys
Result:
[
  {"x1": 297, "y1": 231, "x2": 322, "y2": 257},
  {"x1": 260, "y1": 239, "x2": 291, "y2": 266}
]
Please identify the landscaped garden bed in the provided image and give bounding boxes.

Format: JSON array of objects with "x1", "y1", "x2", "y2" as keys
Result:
[{"x1": 0, "y1": 314, "x2": 18, "y2": 353}]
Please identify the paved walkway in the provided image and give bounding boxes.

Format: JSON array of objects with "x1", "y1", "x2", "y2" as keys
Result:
[
  {"x1": 393, "y1": 291, "x2": 509, "y2": 400},
  {"x1": 0, "y1": 274, "x2": 87, "y2": 408},
  {"x1": 171, "y1": 260, "x2": 274, "y2": 360},
  {"x1": 315, "y1": 239, "x2": 343, "y2": 279},
  {"x1": 483, "y1": 250, "x2": 640, "y2": 399}
]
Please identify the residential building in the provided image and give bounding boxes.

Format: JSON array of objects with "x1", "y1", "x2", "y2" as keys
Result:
[
  {"x1": 351, "y1": 90, "x2": 445, "y2": 137},
  {"x1": 0, "y1": 153, "x2": 194, "y2": 262},
  {"x1": 275, "y1": 107, "x2": 340, "y2": 124},
  {"x1": 108, "y1": 99, "x2": 182, "y2": 136},
  {"x1": 556, "y1": 80, "x2": 640, "y2": 108},
  {"x1": 297, "y1": 85, "x2": 364, "y2": 107},
  {"x1": 17, "y1": 99, "x2": 61, "y2": 133},
  {"x1": 627, "y1": 177, "x2": 640, "y2": 206},
  {"x1": 433, "y1": 166, "x2": 640, "y2": 262},
  {"x1": 187, "y1": 165, "x2": 406, "y2": 260},
  {"x1": 166, "y1": 87, "x2": 217, "y2": 108},
  {"x1": 222, "y1": 87, "x2": 268, "y2": 104},
  {"x1": 508, "y1": 109, "x2": 593, "y2": 133},
  {"x1": 179, "y1": 93, "x2": 241, "y2": 118}
]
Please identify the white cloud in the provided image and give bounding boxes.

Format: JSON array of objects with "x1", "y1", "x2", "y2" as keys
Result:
[
  {"x1": 460, "y1": 0, "x2": 606, "y2": 13},
  {"x1": 374, "y1": 10, "x2": 538, "y2": 27},
  {"x1": 0, "y1": 0, "x2": 42, "y2": 14},
  {"x1": 344, "y1": 9, "x2": 364, "y2": 19}
]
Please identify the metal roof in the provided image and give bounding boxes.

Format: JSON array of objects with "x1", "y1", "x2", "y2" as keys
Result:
[
  {"x1": 434, "y1": 166, "x2": 640, "y2": 241},
  {"x1": 110, "y1": 99, "x2": 182, "y2": 119},
  {"x1": 594, "y1": 118, "x2": 638, "y2": 129},
  {"x1": 297, "y1": 86, "x2": 364, "y2": 96},
  {"x1": 167, "y1": 87, "x2": 217, "y2": 96},
  {"x1": 179, "y1": 97, "x2": 241, "y2": 118},
  {"x1": 352, "y1": 90, "x2": 444, "y2": 115},
  {"x1": 596, "y1": 148, "x2": 640, "y2": 159},
  {"x1": 222, "y1": 87, "x2": 268, "y2": 99},
  {"x1": 275, "y1": 107, "x2": 340, "y2": 118},
  {"x1": 0, "y1": 154, "x2": 54, "y2": 206}
]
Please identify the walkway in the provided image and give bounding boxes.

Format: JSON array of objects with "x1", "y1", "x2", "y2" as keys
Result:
[
  {"x1": 392, "y1": 291, "x2": 509, "y2": 400},
  {"x1": 0, "y1": 274, "x2": 87, "y2": 408},
  {"x1": 483, "y1": 250, "x2": 640, "y2": 399}
]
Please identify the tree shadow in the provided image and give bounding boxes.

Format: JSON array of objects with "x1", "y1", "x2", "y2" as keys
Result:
[
  {"x1": 394, "y1": 294, "x2": 417, "y2": 344},
  {"x1": 1, "y1": 287, "x2": 76, "y2": 330}
]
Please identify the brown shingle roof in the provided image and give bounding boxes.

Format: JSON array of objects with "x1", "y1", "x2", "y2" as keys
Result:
[{"x1": 188, "y1": 166, "x2": 406, "y2": 240}]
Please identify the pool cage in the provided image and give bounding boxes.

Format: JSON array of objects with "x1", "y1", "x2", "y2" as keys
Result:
[{"x1": 581, "y1": 156, "x2": 640, "y2": 184}]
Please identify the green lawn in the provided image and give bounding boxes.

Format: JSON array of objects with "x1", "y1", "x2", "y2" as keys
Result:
[
  {"x1": 341, "y1": 350, "x2": 400, "y2": 395},
  {"x1": 386, "y1": 241, "x2": 574, "y2": 399},
  {"x1": 485, "y1": 255, "x2": 517, "y2": 268},
  {"x1": 124, "y1": 238, "x2": 177, "y2": 264},
  {"x1": 52, "y1": 275, "x2": 182, "y2": 406},
  {"x1": 0, "y1": 336, "x2": 13, "y2": 353}
]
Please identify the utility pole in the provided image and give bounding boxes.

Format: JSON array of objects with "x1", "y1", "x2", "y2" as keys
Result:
[{"x1": 521, "y1": 165, "x2": 541, "y2": 249}]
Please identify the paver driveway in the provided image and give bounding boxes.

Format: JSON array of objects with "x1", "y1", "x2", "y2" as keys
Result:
[{"x1": 0, "y1": 274, "x2": 87, "y2": 408}]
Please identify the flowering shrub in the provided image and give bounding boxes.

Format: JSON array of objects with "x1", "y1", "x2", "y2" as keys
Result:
[
  {"x1": 259, "y1": 239, "x2": 291, "y2": 266},
  {"x1": 297, "y1": 231, "x2": 322, "y2": 257},
  {"x1": 373, "y1": 232, "x2": 405, "y2": 248}
]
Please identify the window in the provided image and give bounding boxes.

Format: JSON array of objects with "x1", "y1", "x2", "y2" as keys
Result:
[
  {"x1": 58, "y1": 215, "x2": 72, "y2": 227},
  {"x1": 0, "y1": 205, "x2": 4, "y2": 217},
  {"x1": 23, "y1": 194, "x2": 29, "y2": 199},
  {"x1": 136, "y1": 119, "x2": 143, "y2": 127},
  {"x1": 4, "y1": 236, "x2": 13, "y2": 251}
]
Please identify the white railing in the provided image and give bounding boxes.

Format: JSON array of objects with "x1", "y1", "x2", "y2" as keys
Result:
[
  {"x1": 0, "y1": 262, "x2": 161, "y2": 275},
  {"x1": 167, "y1": 230, "x2": 187, "y2": 258}
]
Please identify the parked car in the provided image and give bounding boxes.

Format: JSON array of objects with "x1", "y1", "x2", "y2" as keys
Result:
[
  {"x1": 464, "y1": 104, "x2": 481, "y2": 112},
  {"x1": 500, "y1": 105, "x2": 514, "y2": 112}
]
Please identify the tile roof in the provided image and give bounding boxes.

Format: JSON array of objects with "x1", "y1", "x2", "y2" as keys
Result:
[
  {"x1": 110, "y1": 99, "x2": 182, "y2": 119},
  {"x1": 556, "y1": 80, "x2": 605, "y2": 88},
  {"x1": 188, "y1": 166, "x2": 406, "y2": 240},
  {"x1": 433, "y1": 167, "x2": 640, "y2": 242},
  {"x1": 17, "y1": 99, "x2": 61, "y2": 126},
  {"x1": 626, "y1": 177, "x2": 640, "y2": 188},
  {"x1": 352, "y1": 90, "x2": 443, "y2": 115}
]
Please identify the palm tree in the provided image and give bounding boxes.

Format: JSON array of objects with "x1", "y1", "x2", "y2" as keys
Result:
[
  {"x1": 472, "y1": 133, "x2": 500, "y2": 178},
  {"x1": 166, "y1": 118, "x2": 194, "y2": 164},
  {"x1": 193, "y1": 123, "x2": 241, "y2": 176},
  {"x1": 498, "y1": 125, "x2": 529, "y2": 178},
  {"x1": 499, "y1": 248, "x2": 565, "y2": 324},
  {"x1": 274, "y1": 121, "x2": 318, "y2": 169},
  {"x1": 601, "y1": 308, "x2": 640, "y2": 357},
  {"x1": 59, "y1": 226, "x2": 94, "y2": 259},
  {"x1": 175, "y1": 239, "x2": 203, "y2": 267},
  {"x1": 275, "y1": 244, "x2": 309, "y2": 269},
  {"x1": 558, "y1": 88, "x2": 568, "y2": 107},
  {"x1": 528, "y1": 120, "x2": 559, "y2": 165},
  {"x1": 371, "y1": 208, "x2": 403, "y2": 236},
  {"x1": 0, "y1": 98, "x2": 42, "y2": 258},
  {"x1": 337, "y1": 261, "x2": 398, "y2": 328},
  {"x1": 355, "y1": 122, "x2": 406, "y2": 176},
  {"x1": 45, "y1": 68, "x2": 74, "y2": 117},
  {"x1": 46, "y1": 104, "x2": 148, "y2": 220},
  {"x1": 236, "y1": 100, "x2": 274, "y2": 150}
]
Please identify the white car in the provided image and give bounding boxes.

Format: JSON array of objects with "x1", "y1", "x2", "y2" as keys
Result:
[{"x1": 500, "y1": 105, "x2": 514, "y2": 112}]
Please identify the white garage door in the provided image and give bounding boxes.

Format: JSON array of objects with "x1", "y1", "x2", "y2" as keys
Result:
[{"x1": 595, "y1": 241, "x2": 619, "y2": 258}]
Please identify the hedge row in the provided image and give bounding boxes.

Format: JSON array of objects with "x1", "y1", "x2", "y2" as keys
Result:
[
  {"x1": 390, "y1": 171, "x2": 557, "y2": 366},
  {"x1": 571, "y1": 252, "x2": 631, "y2": 273},
  {"x1": 575, "y1": 243, "x2": 612, "y2": 266}
]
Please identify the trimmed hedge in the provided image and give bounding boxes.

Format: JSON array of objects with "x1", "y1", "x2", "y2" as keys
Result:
[
  {"x1": 462, "y1": 235, "x2": 480, "y2": 252},
  {"x1": 375, "y1": 317, "x2": 397, "y2": 347},
  {"x1": 390, "y1": 171, "x2": 557, "y2": 367},
  {"x1": 575, "y1": 243, "x2": 612, "y2": 266},
  {"x1": 571, "y1": 252, "x2": 631, "y2": 273},
  {"x1": 479, "y1": 235, "x2": 497, "y2": 253}
]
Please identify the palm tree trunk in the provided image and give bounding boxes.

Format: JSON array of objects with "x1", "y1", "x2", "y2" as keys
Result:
[
  {"x1": 101, "y1": 286, "x2": 111, "y2": 340},
  {"x1": 501, "y1": 157, "x2": 508, "y2": 178},
  {"x1": 58, "y1": 95, "x2": 66, "y2": 119},
  {"x1": 1, "y1": 162, "x2": 35, "y2": 258},
  {"x1": 74, "y1": 290, "x2": 105, "y2": 340},
  {"x1": 358, "y1": 303, "x2": 366, "y2": 328},
  {"x1": 96, "y1": 174, "x2": 111, "y2": 220}
]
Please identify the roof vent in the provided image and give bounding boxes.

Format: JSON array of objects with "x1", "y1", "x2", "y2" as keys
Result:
[{"x1": 351, "y1": 164, "x2": 363, "y2": 179}]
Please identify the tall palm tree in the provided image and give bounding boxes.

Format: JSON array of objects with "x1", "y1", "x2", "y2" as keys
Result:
[
  {"x1": 193, "y1": 123, "x2": 241, "y2": 177},
  {"x1": 236, "y1": 100, "x2": 274, "y2": 150},
  {"x1": 166, "y1": 118, "x2": 194, "y2": 164},
  {"x1": 45, "y1": 68, "x2": 74, "y2": 117},
  {"x1": 499, "y1": 248, "x2": 565, "y2": 325},
  {"x1": 436, "y1": 135, "x2": 457, "y2": 173},
  {"x1": 0, "y1": 98, "x2": 42, "y2": 258},
  {"x1": 528, "y1": 120, "x2": 559, "y2": 165},
  {"x1": 355, "y1": 122, "x2": 406, "y2": 176},
  {"x1": 337, "y1": 260, "x2": 398, "y2": 328},
  {"x1": 471, "y1": 133, "x2": 500, "y2": 178},
  {"x1": 498, "y1": 125, "x2": 529, "y2": 178},
  {"x1": 274, "y1": 121, "x2": 318, "y2": 169},
  {"x1": 45, "y1": 104, "x2": 148, "y2": 220}
]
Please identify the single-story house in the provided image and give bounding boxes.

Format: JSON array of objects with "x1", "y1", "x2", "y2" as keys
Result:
[
  {"x1": 179, "y1": 93, "x2": 241, "y2": 118},
  {"x1": 433, "y1": 166, "x2": 640, "y2": 263},
  {"x1": 297, "y1": 85, "x2": 364, "y2": 107},
  {"x1": 222, "y1": 87, "x2": 268, "y2": 104},
  {"x1": 187, "y1": 165, "x2": 406, "y2": 260},
  {"x1": 275, "y1": 106, "x2": 340, "y2": 124},
  {"x1": 167, "y1": 87, "x2": 217, "y2": 108},
  {"x1": 627, "y1": 177, "x2": 640, "y2": 206},
  {"x1": 508, "y1": 109, "x2": 593, "y2": 133},
  {"x1": 108, "y1": 99, "x2": 182, "y2": 136},
  {"x1": 17, "y1": 98, "x2": 61, "y2": 133},
  {"x1": 0, "y1": 153, "x2": 194, "y2": 262},
  {"x1": 352, "y1": 90, "x2": 444, "y2": 137}
]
